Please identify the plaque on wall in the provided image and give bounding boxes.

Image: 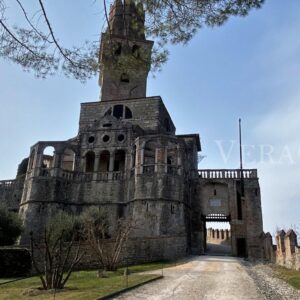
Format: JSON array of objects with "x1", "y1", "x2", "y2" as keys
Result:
[{"x1": 210, "y1": 199, "x2": 222, "y2": 207}]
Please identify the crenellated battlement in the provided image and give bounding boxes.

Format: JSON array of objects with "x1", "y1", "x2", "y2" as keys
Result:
[{"x1": 261, "y1": 229, "x2": 300, "y2": 270}]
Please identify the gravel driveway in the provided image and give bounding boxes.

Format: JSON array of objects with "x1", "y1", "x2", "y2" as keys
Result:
[{"x1": 115, "y1": 256, "x2": 265, "y2": 300}]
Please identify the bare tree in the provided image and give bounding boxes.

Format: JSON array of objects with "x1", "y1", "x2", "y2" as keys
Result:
[
  {"x1": 81, "y1": 208, "x2": 134, "y2": 272},
  {"x1": 30, "y1": 212, "x2": 85, "y2": 290},
  {"x1": 0, "y1": 0, "x2": 264, "y2": 80}
]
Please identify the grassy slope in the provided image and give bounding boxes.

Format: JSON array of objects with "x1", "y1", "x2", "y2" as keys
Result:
[
  {"x1": 272, "y1": 265, "x2": 300, "y2": 290},
  {"x1": 0, "y1": 260, "x2": 180, "y2": 300},
  {"x1": 0, "y1": 271, "x2": 158, "y2": 300}
]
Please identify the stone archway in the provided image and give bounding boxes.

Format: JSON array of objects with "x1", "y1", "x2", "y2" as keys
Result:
[{"x1": 201, "y1": 214, "x2": 232, "y2": 256}]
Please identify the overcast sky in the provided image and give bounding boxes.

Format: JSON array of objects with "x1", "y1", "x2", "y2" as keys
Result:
[{"x1": 0, "y1": 0, "x2": 300, "y2": 236}]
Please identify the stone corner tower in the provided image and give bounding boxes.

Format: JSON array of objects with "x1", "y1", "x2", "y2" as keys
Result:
[{"x1": 99, "y1": 0, "x2": 154, "y2": 101}]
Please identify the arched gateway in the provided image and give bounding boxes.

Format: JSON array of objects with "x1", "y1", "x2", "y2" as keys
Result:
[{"x1": 191, "y1": 170, "x2": 263, "y2": 258}]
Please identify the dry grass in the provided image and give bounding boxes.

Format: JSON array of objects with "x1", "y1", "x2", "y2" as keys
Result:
[{"x1": 272, "y1": 265, "x2": 300, "y2": 290}]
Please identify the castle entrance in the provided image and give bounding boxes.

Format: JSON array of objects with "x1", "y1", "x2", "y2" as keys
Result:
[{"x1": 202, "y1": 214, "x2": 232, "y2": 256}]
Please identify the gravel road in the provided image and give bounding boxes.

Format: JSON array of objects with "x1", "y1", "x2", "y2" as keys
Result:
[{"x1": 115, "y1": 256, "x2": 265, "y2": 300}]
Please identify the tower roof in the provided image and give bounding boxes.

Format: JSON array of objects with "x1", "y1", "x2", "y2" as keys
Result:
[{"x1": 108, "y1": 0, "x2": 145, "y2": 40}]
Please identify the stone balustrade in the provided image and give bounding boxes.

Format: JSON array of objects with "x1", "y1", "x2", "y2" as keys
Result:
[
  {"x1": 36, "y1": 168, "x2": 124, "y2": 182},
  {"x1": 198, "y1": 169, "x2": 258, "y2": 179},
  {"x1": 0, "y1": 180, "x2": 15, "y2": 188}
]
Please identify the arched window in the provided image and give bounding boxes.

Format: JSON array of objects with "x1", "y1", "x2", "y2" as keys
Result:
[
  {"x1": 125, "y1": 106, "x2": 132, "y2": 119},
  {"x1": 109, "y1": 105, "x2": 133, "y2": 119},
  {"x1": 104, "y1": 107, "x2": 112, "y2": 116},
  {"x1": 114, "y1": 150, "x2": 126, "y2": 172},
  {"x1": 85, "y1": 151, "x2": 95, "y2": 172},
  {"x1": 113, "y1": 105, "x2": 123, "y2": 119},
  {"x1": 99, "y1": 151, "x2": 110, "y2": 172},
  {"x1": 114, "y1": 42, "x2": 122, "y2": 56},
  {"x1": 42, "y1": 146, "x2": 55, "y2": 169},
  {"x1": 62, "y1": 148, "x2": 76, "y2": 171},
  {"x1": 132, "y1": 44, "x2": 140, "y2": 58},
  {"x1": 167, "y1": 148, "x2": 177, "y2": 175},
  {"x1": 164, "y1": 118, "x2": 171, "y2": 132}
]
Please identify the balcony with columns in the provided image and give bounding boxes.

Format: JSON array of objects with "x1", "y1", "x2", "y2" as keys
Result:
[{"x1": 26, "y1": 142, "x2": 128, "y2": 182}]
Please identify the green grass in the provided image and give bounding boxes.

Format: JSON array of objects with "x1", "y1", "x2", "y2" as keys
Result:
[
  {"x1": 119, "y1": 259, "x2": 180, "y2": 274},
  {"x1": 0, "y1": 271, "x2": 159, "y2": 300},
  {"x1": 0, "y1": 279, "x2": 18, "y2": 284},
  {"x1": 0, "y1": 260, "x2": 180, "y2": 300},
  {"x1": 272, "y1": 265, "x2": 300, "y2": 290}
]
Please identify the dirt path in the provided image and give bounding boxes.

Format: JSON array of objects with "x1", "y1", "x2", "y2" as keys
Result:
[{"x1": 115, "y1": 256, "x2": 264, "y2": 300}]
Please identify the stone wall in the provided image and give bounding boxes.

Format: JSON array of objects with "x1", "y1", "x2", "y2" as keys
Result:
[
  {"x1": 0, "y1": 176, "x2": 25, "y2": 212},
  {"x1": 191, "y1": 175, "x2": 263, "y2": 258},
  {"x1": 207, "y1": 228, "x2": 231, "y2": 243},
  {"x1": 261, "y1": 229, "x2": 300, "y2": 270},
  {"x1": 23, "y1": 235, "x2": 187, "y2": 273},
  {"x1": 79, "y1": 97, "x2": 175, "y2": 135}
]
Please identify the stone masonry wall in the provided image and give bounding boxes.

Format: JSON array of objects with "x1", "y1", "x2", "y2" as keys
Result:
[
  {"x1": 0, "y1": 176, "x2": 25, "y2": 212},
  {"x1": 22, "y1": 235, "x2": 187, "y2": 273},
  {"x1": 79, "y1": 97, "x2": 175, "y2": 134},
  {"x1": 261, "y1": 229, "x2": 300, "y2": 270}
]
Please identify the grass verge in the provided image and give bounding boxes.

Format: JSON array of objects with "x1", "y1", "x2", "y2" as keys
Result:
[
  {"x1": 0, "y1": 259, "x2": 182, "y2": 300},
  {"x1": 0, "y1": 271, "x2": 160, "y2": 300},
  {"x1": 272, "y1": 265, "x2": 300, "y2": 290}
]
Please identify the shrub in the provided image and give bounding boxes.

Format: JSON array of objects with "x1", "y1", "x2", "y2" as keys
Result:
[
  {"x1": 30, "y1": 212, "x2": 84, "y2": 290},
  {"x1": 0, "y1": 205, "x2": 23, "y2": 246},
  {"x1": 0, "y1": 248, "x2": 31, "y2": 277}
]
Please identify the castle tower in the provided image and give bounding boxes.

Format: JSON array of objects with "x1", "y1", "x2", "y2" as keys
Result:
[{"x1": 99, "y1": 0, "x2": 154, "y2": 101}]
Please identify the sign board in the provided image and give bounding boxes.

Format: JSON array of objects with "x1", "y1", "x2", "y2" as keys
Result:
[{"x1": 210, "y1": 199, "x2": 222, "y2": 207}]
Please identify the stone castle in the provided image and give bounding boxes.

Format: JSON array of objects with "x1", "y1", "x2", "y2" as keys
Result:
[{"x1": 0, "y1": 0, "x2": 263, "y2": 261}]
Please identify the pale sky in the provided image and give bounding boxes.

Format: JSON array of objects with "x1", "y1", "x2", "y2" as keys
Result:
[{"x1": 0, "y1": 0, "x2": 300, "y2": 236}]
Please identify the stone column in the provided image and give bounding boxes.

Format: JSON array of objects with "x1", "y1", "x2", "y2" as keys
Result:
[
  {"x1": 52, "y1": 151, "x2": 62, "y2": 177},
  {"x1": 33, "y1": 150, "x2": 44, "y2": 177},
  {"x1": 136, "y1": 141, "x2": 144, "y2": 175},
  {"x1": 156, "y1": 147, "x2": 165, "y2": 173},
  {"x1": 106, "y1": 151, "x2": 114, "y2": 180},
  {"x1": 93, "y1": 154, "x2": 100, "y2": 180},
  {"x1": 177, "y1": 145, "x2": 182, "y2": 175}
]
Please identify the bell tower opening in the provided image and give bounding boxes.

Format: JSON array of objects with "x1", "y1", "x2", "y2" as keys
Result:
[{"x1": 99, "y1": 0, "x2": 154, "y2": 101}]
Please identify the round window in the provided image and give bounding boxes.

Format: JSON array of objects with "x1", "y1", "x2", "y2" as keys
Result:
[
  {"x1": 118, "y1": 134, "x2": 125, "y2": 142},
  {"x1": 88, "y1": 136, "x2": 95, "y2": 143},
  {"x1": 103, "y1": 135, "x2": 110, "y2": 142}
]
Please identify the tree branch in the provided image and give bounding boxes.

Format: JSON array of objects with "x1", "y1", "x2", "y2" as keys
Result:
[
  {"x1": 0, "y1": 18, "x2": 38, "y2": 56},
  {"x1": 38, "y1": 0, "x2": 76, "y2": 66}
]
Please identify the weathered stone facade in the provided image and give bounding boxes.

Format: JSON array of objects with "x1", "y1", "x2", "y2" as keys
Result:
[{"x1": 1, "y1": 0, "x2": 264, "y2": 261}]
